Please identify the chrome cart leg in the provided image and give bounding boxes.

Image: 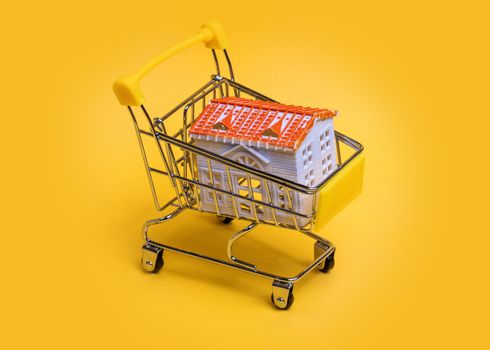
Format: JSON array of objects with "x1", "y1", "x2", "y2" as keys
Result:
[
  {"x1": 141, "y1": 207, "x2": 184, "y2": 273},
  {"x1": 271, "y1": 280, "x2": 294, "y2": 310},
  {"x1": 226, "y1": 222, "x2": 258, "y2": 270},
  {"x1": 314, "y1": 240, "x2": 335, "y2": 273},
  {"x1": 142, "y1": 244, "x2": 164, "y2": 273}
]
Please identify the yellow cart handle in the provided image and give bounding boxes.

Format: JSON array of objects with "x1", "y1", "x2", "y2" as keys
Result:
[{"x1": 113, "y1": 21, "x2": 228, "y2": 106}]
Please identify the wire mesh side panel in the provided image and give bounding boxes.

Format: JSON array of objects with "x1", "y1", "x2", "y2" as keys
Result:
[
  {"x1": 125, "y1": 77, "x2": 271, "y2": 212},
  {"x1": 125, "y1": 77, "x2": 222, "y2": 212},
  {"x1": 162, "y1": 134, "x2": 316, "y2": 230}
]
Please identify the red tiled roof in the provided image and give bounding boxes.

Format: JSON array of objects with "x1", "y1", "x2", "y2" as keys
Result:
[{"x1": 189, "y1": 97, "x2": 337, "y2": 150}]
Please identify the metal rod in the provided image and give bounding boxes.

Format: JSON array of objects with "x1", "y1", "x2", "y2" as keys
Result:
[
  {"x1": 226, "y1": 222, "x2": 257, "y2": 270},
  {"x1": 223, "y1": 49, "x2": 235, "y2": 81},
  {"x1": 143, "y1": 211, "x2": 335, "y2": 283},
  {"x1": 192, "y1": 153, "x2": 202, "y2": 211},
  {"x1": 285, "y1": 187, "x2": 300, "y2": 230},
  {"x1": 206, "y1": 159, "x2": 221, "y2": 216},
  {"x1": 140, "y1": 105, "x2": 183, "y2": 207},
  {"x1": 263, "y1": 180, "x2": 278, "y2": 226},
  {"x1": 129, "y1": 107, "x2": 164, "y2": 210},
  {"x1": 246, "y1": 173, "x2": 259, "y2": 222},
  {"x1": 225, "y1": 166, "x2": 240, "y2": 219},
  {"x1": 154, "y1": 129, "x2": 363, "y2": 194},
  {"x1": 211, "y1": 49, "x2": 221, "y2": 76},
  {"x1": 336, "y1": 136, "x2": 342, "y2": 166},
  {"x1": 171, "y1": 173, "x2": 311, "y2": 219}
]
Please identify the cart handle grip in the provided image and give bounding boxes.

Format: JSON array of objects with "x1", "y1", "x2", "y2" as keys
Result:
[{"x1": 113, "y1": 21, "x2": 228, "y2": 106}]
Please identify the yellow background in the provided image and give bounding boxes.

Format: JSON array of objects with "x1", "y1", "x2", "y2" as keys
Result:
[{"x1": 1, "y1": 1, "x2": 489, "y2": 349}]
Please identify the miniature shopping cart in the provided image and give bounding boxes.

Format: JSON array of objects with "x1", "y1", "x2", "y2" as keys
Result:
[{"x1": 113, "y1": 22, "x2": 365, "y2": 309}]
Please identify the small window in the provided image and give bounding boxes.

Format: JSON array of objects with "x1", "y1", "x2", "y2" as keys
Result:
[
  {"x1": 275, "y1": 185, "x2": 290, "y2": 210},
  {"x1": 320, "y1": 129, "x2": 330, "y2": 153},
  {"x1": 200, "y1": 170, "x2": 225, "y2": 205},
  {"x1": 302, "y1": 144, "x2": 313, "y2": 169},
  {"x1": 304, "y1": 169, "x2": 315, "y2": 186},
  {"x1": 240, "y1": 203, "x2": 251, "y2": 213}
]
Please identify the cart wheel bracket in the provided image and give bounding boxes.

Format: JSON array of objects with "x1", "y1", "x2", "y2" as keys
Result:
[
  {"x1": 314, "y1": 241, "x2": 335, "y2": 273},
  {"x1": 142, "y1": 244, "x2": 164, "y2": 273},
  {"x1": 271, "y1": 280, "x2": 294, "y2": 310}
]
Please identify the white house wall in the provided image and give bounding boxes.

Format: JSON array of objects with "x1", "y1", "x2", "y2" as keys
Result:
[
  {"x1": 191, "y1": 118, "x2": 336, "y2": 228},
  {"x1": 293, "y1": 118, "x2": 338, "y2": 222}
]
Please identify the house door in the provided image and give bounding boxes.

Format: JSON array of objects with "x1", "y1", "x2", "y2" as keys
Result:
[{"x1": 231, "y1": 153, "x2": 266, "y2": 219}]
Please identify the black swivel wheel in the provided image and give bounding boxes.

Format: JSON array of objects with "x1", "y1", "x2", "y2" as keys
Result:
[
  {"x1": 319, "y1": 253, "x2": 335, "y2": 273},
  {"x1": 217, "y1": 215, "x2": 233, "y2": 224}
]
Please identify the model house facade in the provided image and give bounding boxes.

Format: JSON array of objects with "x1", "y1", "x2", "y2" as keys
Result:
[{"x1": 188, "y1": 97, "x2": 337, "y2": 226}]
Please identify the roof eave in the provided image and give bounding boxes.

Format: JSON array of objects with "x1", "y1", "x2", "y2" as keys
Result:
[{"x1": 189, "y1": 133, "x2": 296, "y2": 153}]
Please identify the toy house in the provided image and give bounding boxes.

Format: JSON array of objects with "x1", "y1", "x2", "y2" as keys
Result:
[{"x1": 189, "y1": 97, "x2": 338, "y2": 226}]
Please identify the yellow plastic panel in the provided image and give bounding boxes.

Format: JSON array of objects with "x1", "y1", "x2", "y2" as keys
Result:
[{"x1": 314, "y1": 153, "x2": 365, "y2": 232}]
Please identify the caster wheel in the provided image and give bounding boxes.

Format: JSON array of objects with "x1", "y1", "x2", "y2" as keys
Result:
[
  {"x1": 271, "y1": 292, "x2": 294, "y2": 310},
  {"x1": 217, "y1": 216, "x2": 233, "y2": 224},
  {"x1": 141, "y1": 244, "x2": 164, "y2": 273},
  {"x1": 271, "y1": 281, "x2": 294, "y2": 310},
  {"x1": 151, "y1": 253, "x2": 164, "y2": 273},
  {"x1": 319, "y1": 253, "x2": 335, "y2": 273}
]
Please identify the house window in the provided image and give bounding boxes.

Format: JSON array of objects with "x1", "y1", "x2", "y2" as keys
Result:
[
  {"x1": 275, "y1": 185, "x2": 296, "y2": 214},
  {"x1": 200, "y1": 169, "x2": 225, "y2": 205},
  {"x1": 305, "y1": 169, "x2": 315, "y2": 186},
  {"x1": 302, "y1": 144, "x2": 313, "y2": 169},
  {"x1": 231, "y1": 170, "x2": 264, "y2": 216},
  {"x1": 232, "y1": 173, "x2": 262, "y2": 199},
  {"x1": 322, "y1": 153, "x2": 335, "y2": 176},
  {"x1": 234, "y1": 154, "x2": 261, "y2": 169},
  {"x1": 276, "y1": 185, "x2": 288, "y2": 209},
  {"x1": 320, "y1": 128, "x2": 331, "y2": 153}
]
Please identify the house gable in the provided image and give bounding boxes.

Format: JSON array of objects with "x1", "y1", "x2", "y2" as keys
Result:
[{"x1": 221, "y1": 144, "x2": 271, "y2": 165}]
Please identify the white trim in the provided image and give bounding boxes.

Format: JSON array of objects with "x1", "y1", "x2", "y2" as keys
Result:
[
  {"x1": 220, "y1": 144, "x2": 271, "y2": 165},
  {"x1": 190, "y1": 133, "x2": 296, "y2": 153}
]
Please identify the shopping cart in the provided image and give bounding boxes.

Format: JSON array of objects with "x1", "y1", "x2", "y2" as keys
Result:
[{"x1": 113, "y1": 21, "x2": 365, "y2": 309}]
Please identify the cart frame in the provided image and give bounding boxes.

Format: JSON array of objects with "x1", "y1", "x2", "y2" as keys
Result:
[{"x1": 114, "y1": 22, "x2": 364, "y2": 309}]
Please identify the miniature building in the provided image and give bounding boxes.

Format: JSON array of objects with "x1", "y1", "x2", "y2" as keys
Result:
[{"x1": 189, "y1": 97, "x2": 338, "y2": 226}]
